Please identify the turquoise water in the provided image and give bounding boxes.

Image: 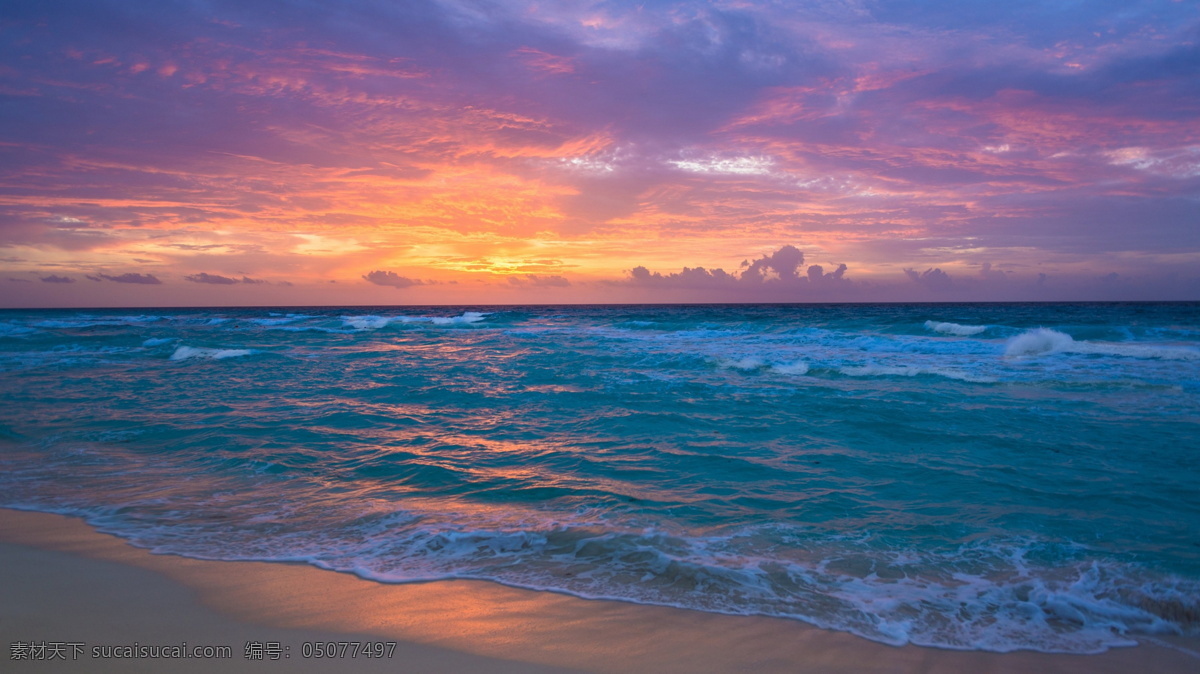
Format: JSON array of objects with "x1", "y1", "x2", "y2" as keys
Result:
[{"x1": 1, "y1": 303, "x2": 1198, "y2": 653}]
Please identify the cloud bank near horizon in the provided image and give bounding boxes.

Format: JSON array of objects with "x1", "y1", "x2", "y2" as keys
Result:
[{"x1": 3, "y1": 242, "x2": 1196, "y2": 306}]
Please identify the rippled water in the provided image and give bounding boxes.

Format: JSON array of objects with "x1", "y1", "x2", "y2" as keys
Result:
[{"x1": 1, "y1": 303, "x2": 1198, "y2": 653}]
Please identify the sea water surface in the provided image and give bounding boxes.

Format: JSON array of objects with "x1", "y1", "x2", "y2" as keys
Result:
[{"x1": 1, "y1": 303, "x2": 1198, "y2": 653}]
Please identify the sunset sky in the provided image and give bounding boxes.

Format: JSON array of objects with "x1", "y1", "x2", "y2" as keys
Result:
[{"x1": 1, "y1": 0, "x2": 1198, "y2": 306}]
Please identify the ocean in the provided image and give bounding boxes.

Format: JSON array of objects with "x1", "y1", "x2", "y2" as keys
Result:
[{"x1": 1, "y1": 302, "x2": 1197, "y2": 654}]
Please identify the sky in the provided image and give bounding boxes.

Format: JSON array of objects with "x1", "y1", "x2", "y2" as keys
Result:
[{"x1": 1, "y1": 0, "x2": 1198, "y2": 307}]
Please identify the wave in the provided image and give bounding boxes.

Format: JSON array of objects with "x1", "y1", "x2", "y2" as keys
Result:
[
  {"x1": 169, "y1": 346, "x2": 253, "y2": 361},
  {"x1": 718, "y1": 356, "x2": 766, "y2": 370},
  {"x1": 0, "y1": 322, "x2": 37, "y2": 337},
  {"x1": 34, "y1": 319, "x2": 114, "y2": 329},
  {"x1": 27, "y1": 501, "x2": 1193, "y2": 655},
  {"x1": 142, "y1": 337, "x2": 174, "y2": 347},
  {"x1": 717, "y1": 357, "x2": 810, "y2": 375},
  {"x1": 32, "y1": 315, "x2": 168, "y2": 329},
  {"x1": 1005, "y1": 329, "x2": 1200, "y2": 360},
  {"x1": 925, "y1": 320, "x2": 987, "y2": 336},
  {"x1": 249, "y1": 314, "x2": 315, "y2": 326},
  {"x1": 343, "y1": 315, "x2": 390, "y2": 330},
  {"x1": 771, "y1": 361, "x2": 810, "y2": 375},
  {"x1": 839, "y1": 364, "x2": 993, "y2": 382},
  {"x1": 342, "y1": 312, "x2": 489, "y2": 330},
  {"x1": 240, "y1": 528, "x2": 1200, "y2": 653}
]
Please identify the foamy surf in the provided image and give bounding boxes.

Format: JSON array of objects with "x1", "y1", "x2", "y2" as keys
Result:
[
  {"x1": 717, "y1": 356, "x2": 811, "y2": 375},
  {"x1": 771, "y1": 361, "x2": 810, "y2": 375},
  {"x1": 169, "y1": 346, "x2": 253, "y2": 360},
  {"x1": 342, "y1": 311, "x2": 489, "y2": 330},
  {"x1": 838, "y1": 363, "x2": 995, "y2": 382},
  {"x1": 925, "y1": 320, "x2": 987, "y2": 336},
  {"x1": 1005, "y1": 328, "x2": 1200, "y2": 360},
  {"x1": 19, "y1": 492, "x2": 1198, "y2": 655},
  {"x1": 718, "y1": 356, "x2": 766, "y2": 370}
]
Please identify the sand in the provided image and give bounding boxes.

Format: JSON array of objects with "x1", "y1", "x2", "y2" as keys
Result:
[{"x1": 2, "y1": 508, "x2": 1197, "y2": 673}]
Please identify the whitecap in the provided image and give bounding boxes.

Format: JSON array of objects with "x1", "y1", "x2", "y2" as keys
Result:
[
  {"x1": 342, "y1": 312, "x2": 489, "y2": 330},
  {"x1": 430, "y1": 311, "x2": 488, "y2": 325},
  {"x1": 343, "y1": 315, "x2": 392, "y2": 330},
  {"x1": 924, "y1": 320, "x2": 987, "y2": 336},
  {"x1": 170, "y1": 346, "x2": 252, "y2": 361},
  {"x1": 142, "y1": 337, "x2": 174, "y2": 347},
  {"x1": 771, "y1": 361, "x2": 810, "y2": 375},
  {"x1": 1005, "y1": 328, "x2": 1200, "y2": 360},
  {"x1": 1004, "y1": 328, "x2": 1076, "y2": 357},
  {"x1": 840, "y1": 364, "x2": 993, "y2": 382},
  {"x1": 719, "y1": 356, "x2": 765, "y2": 371}
]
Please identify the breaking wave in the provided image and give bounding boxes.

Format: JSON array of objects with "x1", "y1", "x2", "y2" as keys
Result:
[
  {"x1": 1005, "y1": 328, "x2": 1200, "y2": 360},
  {"x1": 170, "y1": 346, "x2": 253, "y2": 361},
  {"x1": 925, "y1": 320, "x2": 987, "y2": 336},
  {"x1": 342, "y1": 312, "x2": 489, "y2": 330}
]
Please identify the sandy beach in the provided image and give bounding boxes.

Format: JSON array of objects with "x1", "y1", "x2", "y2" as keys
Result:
[{"x1": 2, "y1": 508, "x2": 1197, "y2": 673}]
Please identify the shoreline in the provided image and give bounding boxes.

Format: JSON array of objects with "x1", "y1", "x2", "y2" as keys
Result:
[{"x1": 2, "y1": 507, "x2": 1198, "y2": 673}]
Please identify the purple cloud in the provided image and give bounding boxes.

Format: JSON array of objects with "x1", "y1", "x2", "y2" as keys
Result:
[
  {"x1": 40, "y1": 275, "x2": 75, "y2": 283},
  {"x1": 184, "y1": 272, "x2": 238, "y2": 285},
  {"x1": 626, "y1": 245, "x2": 856, "y2": 299},
  {"x1": 508, "y1": 274, "x2": 570, "y2": 287},
  {"x1": 904, "y1": 268, "x2": 954, "y2": 292},
  {"x1": 629, "y1": 265, "x2": 740, "y2": 289},
  {"x1": 362, "y1": 270, "x2": 423, "y2": 288},
  {"x1": 740, "y1": 245, "x2": 806, "y2": 283},
  {"x1": 99, "y1": 273, "x2": 162, "y2": 285}
]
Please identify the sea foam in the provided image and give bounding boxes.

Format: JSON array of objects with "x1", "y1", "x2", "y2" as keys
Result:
[
  {"x1": 839, "y1": 364, "x2": 992, "y2": 382},
  {"x1": 1005, "y1": 328, "x2": 1200, "y2": 360},
  {"x1": 57, "y1": 503, "x2": 1194, "y2": 655},
  {"x1": 718, "y1": 356, "x2": 766, "y2": 370},
  {"x1": 718, "y1": 357, "x2": 810, "y2": 375},
  {"x1": 170, "y1": 346, "x2": 252, "y2": 361},
  {"x1": 343, "y1": 312, "x2": 489, "y2": 330},
  {"x1": 771, "y1": 361, "x2": 810, "y2": 375}
]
